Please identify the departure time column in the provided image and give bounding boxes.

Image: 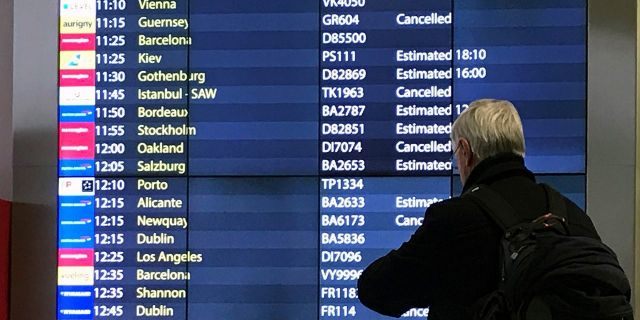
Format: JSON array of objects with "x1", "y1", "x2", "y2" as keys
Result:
[{"x1": 92, "y1": 1, "x2": 129, "y2": 318}]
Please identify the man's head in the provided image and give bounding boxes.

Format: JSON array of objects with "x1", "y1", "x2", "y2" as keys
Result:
[{"x1": 451, "y1": 99, "x2": 526, "y2": 185}]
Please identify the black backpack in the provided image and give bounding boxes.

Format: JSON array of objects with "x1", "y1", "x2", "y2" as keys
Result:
[{"x1": 464, "y1": 184, "x2": 633, "y2": 320}]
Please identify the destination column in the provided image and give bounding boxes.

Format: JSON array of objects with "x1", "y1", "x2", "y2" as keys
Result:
[{"x1": 92, "y1": 0, "x2": 200, "y2": 318}]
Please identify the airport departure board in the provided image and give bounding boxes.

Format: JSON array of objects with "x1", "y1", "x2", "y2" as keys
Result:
[{"x1": 57, "y1": 0, "x2": 586, "y2": 318}]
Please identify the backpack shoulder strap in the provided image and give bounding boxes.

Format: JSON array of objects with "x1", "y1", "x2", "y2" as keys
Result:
[
  {"x1": 463, "y1": 185, "x2": 520, "y2": 232},
  {"x1": 539, "y1": 183, "x2": 568, "y2": 223}
]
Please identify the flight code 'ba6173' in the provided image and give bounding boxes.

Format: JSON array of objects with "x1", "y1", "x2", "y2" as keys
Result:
[{"x1": 321, "y1": 214, "x2": 365, "y2": 227}]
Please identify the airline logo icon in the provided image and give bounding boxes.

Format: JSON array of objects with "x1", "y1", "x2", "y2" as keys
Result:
[
  {"x1": 60, "y1": 51, "x2": 95, "y2": 70},
  {"x1": 58, "y1": 286, "x2": 94, "y2": 319},
  {"x1": 60, "y1": 17, "x2": 95, "y2": 34},
  {"x1": 58, "y1": 267, "x2": 94, "y2": 286},
  {"x1": 59, "y1": 160, "x2": 95, "y2": 177},
  {"x1": 60, "y1": 70, "x2": 95, "y2": 87},
  {"x1": 59, "y1": 87, "x2": 95, "y2": 106},
  {"x1": 59, "y1": 196, "x2": 94, "y2": 209},
  {"x1": 59, "y1": 106, "x2": 95, "y2": 122},
  {"x1": 59, "y1": 34, "x2": 95, "y2": 51},
  {"x1": 60, "y1": 0, "x2": 96, "y2": 17},
  {"x1": 59, "y1": 199, "x2": 93, "y2": 227},
  {"x1": 59, "y1": 210, "x2": 92, "y2": 227},
  {"x1": 59, "y1": 225, "x2": 94, "y2": 248},
  {"x1": 58, "y1": 249, "x2": 94, "y2": 267},
  {"x1": 59, "y1": 178, "x2": 95, "y2": 196},
  {"x1": 59, "y1": 122, "x2": 95, "y2": 159},
  {"x1": 58, "y1": 286, "x2": 93, "y2": 299},
  {"x1": 58, "y1": 196, "x2": 94, "y2": 249},
  {"x1": 58, "y1": 307, "x2": 92, "y2": 319}
]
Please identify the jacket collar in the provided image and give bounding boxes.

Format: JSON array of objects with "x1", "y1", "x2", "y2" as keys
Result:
[{"x1": 461, "y1": 153, "x2": 535, "y2": 194}]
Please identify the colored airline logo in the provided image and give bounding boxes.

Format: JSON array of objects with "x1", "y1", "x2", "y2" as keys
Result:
[
  {"x1": 59, "y1": 70, "x2": 95, "y2": 87},
  {"x1": 59, "y1": 122, "x2": 95, "y2": 159},
  {"x1": 59, "y1": 0, "x2": 96, "y2": 17},
  {"x1": 59, "y1": 196, "x2": 93, "y2": 209},
  {"x1": 60, "y1": 51, "x2": 96, "y2": 70},
  {"x1": 58, "y1": 249, "x2": 94, "y2": 267},
  {"x1": 59, "y1": 226, "x2": 94, "y2": 248},
  {"x1": 58, "y1": 286, "x2": 93, "y2": 299},
  {"x1": 60, "y1": 17, "x2": 95, "y2": 34},
  {"x1": 58, "y1": 160, "x2": 95, "y2": 177},
  {"x1": 59, "y1": 200, "x2": 93, "y2": 224},
  {"x1": 59, "y1": 87, "x2": 95, "y2": 106},
  {"x1": 59, "y1": 34, "x2": 96, "y2": 51},
  {"x1": 58, "y1": 177, "x2": 95, "y2": 196},
  {"x1": 58, "y1": 196, "x2": 95, "y2": 249},
  {"x1": 58, "y1": 286, "x2": 93, "y2": 319},
  {"x1": 59, "y1": 211, "x2": 92, "y2": 228},
  {"x1": 58, "y1": 2, "x2": 96, "y2": 317},
  {"x1": 58, "y1": 266, "x2": 94, "y2": 286},
  {"x1": 59, "y1": 106, "x2": 95, "y2": 122}
]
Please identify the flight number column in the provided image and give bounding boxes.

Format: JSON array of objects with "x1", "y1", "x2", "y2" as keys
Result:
[
  {"x1": 319, "y1": 0, "x2": 368, "y2": 318},
  {"x1": 320, "y1": 0, "x2": 367, "y2": 176}
]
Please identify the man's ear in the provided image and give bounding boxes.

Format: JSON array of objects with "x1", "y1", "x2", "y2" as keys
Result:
[{"x1": 461, "y1": 139, "x2": 474, "y2": 167}]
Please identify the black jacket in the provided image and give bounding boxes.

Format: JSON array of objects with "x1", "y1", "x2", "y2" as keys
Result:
[{"x1": 357, "y1": 153, "x2": 600, "y2": 319}]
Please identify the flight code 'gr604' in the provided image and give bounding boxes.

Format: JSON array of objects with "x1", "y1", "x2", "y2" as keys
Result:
[{"x1": 322, "y1": 14, "x2": 361, "y2": 26}]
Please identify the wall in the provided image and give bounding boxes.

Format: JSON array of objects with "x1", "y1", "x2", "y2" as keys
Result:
[
  {"x1": 587, "y1": 0, "x2": 637, "y2": 306},
  {"x1": 0, "y1": 0, "x2": 12, "y2": 319},
  {"x1": 0, "y1": 0, "x2": 13, "y2": 202},
  {"x1": 10, "y1": 0, "x2": 58, "y2": 318}
]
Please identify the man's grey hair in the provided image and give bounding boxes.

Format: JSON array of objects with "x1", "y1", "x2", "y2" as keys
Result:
[{"x1": 451, "y1": 99, "x2": 525, "y2": 162}]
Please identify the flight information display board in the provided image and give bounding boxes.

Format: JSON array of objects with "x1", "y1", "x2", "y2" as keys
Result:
[{"x1": 57, "y1": 0, "x2": 586, "y2": 318}]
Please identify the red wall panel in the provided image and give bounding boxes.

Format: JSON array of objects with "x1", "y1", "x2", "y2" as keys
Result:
[{"x1": 0, "y1": 200, "x2": 9, "y2": 320}]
